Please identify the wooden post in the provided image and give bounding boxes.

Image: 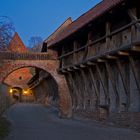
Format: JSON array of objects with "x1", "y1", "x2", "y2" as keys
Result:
[
  {"x1": 105, "y1": 62, "x2": 120, "y2": 107},
  {"x1": 128, "y1": 8, "x2": 138, "y2": 41},
  {"x1": 106, "y1": 22, "x2": 111, "y2": 49},
  {"x1": 116, "y1": 60, "x2": 130, "y2": 110},
  {"x1": 86, "y1": 31, "x2": 93, "y2": 58},
  {"x1": 73, "y1": 41, "x2": 77, "y2": 64},
  {"x1": 96, "y1": 64, "x2": 109, "y2": 104},
  {"x1": 80, "y1": 69, "x2": 90, "y2": 109},
  {"x1": 65, "y1": 73, "x2": 75, "y2": 109},
  {"x1": 68, "y1": 72, "x2": 82, "y2": 110},
  {"x1": 116, "y1": 59, "x2": 129, "y2": 109},
  {"x1": 89, "y1": 67, "x2": 99, "y2": 106},
  {"x1": 129, "y1": 56, "x2": 140, "y2": 94},
  {"x1": 75, "y1": 71, "x2": 85, "y2": 109}
]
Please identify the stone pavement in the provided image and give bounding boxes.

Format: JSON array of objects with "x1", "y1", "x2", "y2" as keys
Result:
[{"x1": 4, "y1": 103, "x2": 140, "y2": 140}]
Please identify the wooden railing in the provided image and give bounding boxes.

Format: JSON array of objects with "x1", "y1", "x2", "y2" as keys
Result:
[
  {"x1": 58, "y1": 19, "x2": 140, "y2": 68},
  {"x1": 0, "y1": 52, "x2": 54, "y2": 60}
]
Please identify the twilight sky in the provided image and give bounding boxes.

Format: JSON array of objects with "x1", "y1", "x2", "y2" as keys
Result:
[{"x1": 0, "y1": 0, "x2": 101, "y2": 46}]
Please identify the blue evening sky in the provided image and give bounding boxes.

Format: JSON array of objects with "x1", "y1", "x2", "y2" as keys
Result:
[{"x1": 0, "y1": 0, "x2": 101, "y2": 46}]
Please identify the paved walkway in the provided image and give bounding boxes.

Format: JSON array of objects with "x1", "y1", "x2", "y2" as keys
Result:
[{"x1": 4, "y1": 103, "x2": 140, "y2": 140}]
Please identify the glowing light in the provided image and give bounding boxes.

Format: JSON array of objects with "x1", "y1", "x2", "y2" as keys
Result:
[
  {"x1": 24, "y1": 91, "x2": 28, "y2": 94},
  {"x1": 23, "y1": 89, "x2": 31, "y2": 96},
  {"x1": 9, "y1": 89, "x2": 13, "y2": 93}
]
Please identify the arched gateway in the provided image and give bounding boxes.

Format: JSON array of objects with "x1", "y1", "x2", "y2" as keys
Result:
[{"x1": 0, "y1": 52, "x2": 72, "y2": 118}]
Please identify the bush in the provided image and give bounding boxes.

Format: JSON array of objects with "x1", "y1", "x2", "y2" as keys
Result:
[{"x1": 0, "y1": 117, "x2": 11, "y2": 139}]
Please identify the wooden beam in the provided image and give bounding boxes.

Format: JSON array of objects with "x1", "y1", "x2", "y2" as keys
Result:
[
  {"x1": 86, "y1": 61, "x2": 96, "y2": 66},
  {"x1": 129, "y1": 56, "x2": 140, "y2": 94},
  {"x1": 128, "y1": 8, "x2": 140, "y2": 30},
  {"x1": 73, "y1": 66, "x2": 79, "y2": 70},
  {"x1": 116, "y1": 60, "x2": 129, "y2": 109},
  {"x1": 106, "y1": 22, "x2": 111, "y2": 49},
  {"x1": 118, "y1": 51, "x2": 129, "y2": 56},
  {"x1": 80, "y1": 64, "x2": 86, "y2": 68},
  {"x1": 97, "y1": 59, "x2": 106, "y2": 62},
  {"x1": 132, "y1": 46, "x2": 140, "y2": 52},
  {"x1": 67, "y1": 73, "x2": 79, "y2": 109},
  {"x1": 65, "y1": 73, "x2": 75, "y2": 109},
  {"x1": 106, "y1": 55, "x2": 118, "y2": 59},
  {"x1": 67, "y1": 68, "x2": 73, "y2": 72},
  {"x1": 128, "y1": 8, "x2": 137, "y2": 21},
  {"x1": 61, "y1": 70, "x2": 68, "y2": 73},
  {"x1": 116, "y1": 60, "x2": 129, "y2": 95},
  {"x1": 73, "y1": 41, "x2": 78, "y2": 64},
  {"x1": 96, "y1": 64, "x2": 109, "y2": 102},
  {"x1": 75, "y1": 71, "x2": 86, "y2": 109},
  {"x1": 81, "y1": 70, "x2": 90, "y2": 95},
  {"x1": 105, "y1": 62, "x2": 120, "y2": 106},
  {"x1": 89, "y1": 68, "x2": 99, "y2": 100}
]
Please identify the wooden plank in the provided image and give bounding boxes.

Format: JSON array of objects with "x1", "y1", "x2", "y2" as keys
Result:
[
  {"x1": 128, "y1": 8, "x2": 140, "y2": 31},
  {"x1": 128, "y1": 8, "x2": 137, "y2": 21},
  {"x1": 116, "y1": 60, "x2": 129, "y2": 96},
  {"x1": 129, "y1": 56, "x2": 140, "y2": 94},
  {"x1": 76, "y1": 71, "x2": 86, "y2": 109},
  {"x1": 106, "y1": 55, "x2": 118, "y2": 59},
  {"x1": 89, "y1": 68, "x2": 99, "y2": 100},
  {"x1": 118, "y1": 51, "x2": 129, "y2": 56},
  {"x1": 106, "y1": 22, "x2": 111, "y2": 49},
  {"x1": 80, "y1": 69, "x2": 90, "y2": 109},
  {"x1": 65, "y1": 73, "x2": 75, "y2": 108},
  {"x1": 105, "y1": 62, "x2": 120, "y2": 105},
  {"x1": 132, "y1": 46, "x2": 140, "y2": 52},
  {"x1": 116, "y1": 60, "x2": 129, "y2": 108},
  {"x1": 96, "y1": 64, "x2": 109, "y2": 102},
  {"x1": 73, "y1": 41, "x2": 77, "y2": 64},
  {"x1": 68, "y1": 73, "x2": 79, "y2": 109}
]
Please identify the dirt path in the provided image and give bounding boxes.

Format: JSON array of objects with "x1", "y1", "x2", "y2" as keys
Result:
[{"x1": 4, "y1": 103, "x2": 140, "y2": 140}]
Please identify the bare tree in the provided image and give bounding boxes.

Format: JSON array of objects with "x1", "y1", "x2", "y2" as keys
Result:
[
  {"x1": 28, "y1": 36, "x2": 43, "y2": 52},
  {"x1": 0, "y1": 16, "x2": 15, "y2": 51}
]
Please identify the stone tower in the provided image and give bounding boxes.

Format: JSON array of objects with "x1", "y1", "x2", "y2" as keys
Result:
[{"x1": 4, "y1": 32, "x2": 33, "y2": 89}]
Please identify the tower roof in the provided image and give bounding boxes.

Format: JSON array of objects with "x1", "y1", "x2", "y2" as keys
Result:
[{"x1": 9, "y1": 32, "x2": 27, "y2": 52}]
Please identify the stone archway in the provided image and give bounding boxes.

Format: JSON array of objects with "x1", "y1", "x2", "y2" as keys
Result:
[{"x1": 0, "y1": 60, "x2": 72, "y2": 118}]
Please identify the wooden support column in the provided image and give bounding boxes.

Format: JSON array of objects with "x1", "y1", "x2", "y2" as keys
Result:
[
  {"x1": 69, "y1": 73, "x2": 82, "y2": 109},
  {"x1": 86, "y1": 31, "x2": 93, "y2": 58},
  {"x1": 61, "y1": 46, "x2": 65, "y2": 68},
  {"x1": 65, "y1": 73, "x2": 76, "y2": 109},
  {"x1": 81, "y1": 67, "x2": 97, "y2": 111},
  {"x1": 106, "y1": 22, "x2": 111, "y2": 49},
  {"x1": 128, "y1": 8, "x2": 140, "y2": 29},
  {"x1": 67, "y1": 72, "x2": 80, "y2": 110},
  {"x1": 116, "y1": 60, "x2": 129, "y2": 109},
  {"x1": 129, "y1": 56, "x2": 140, "y2": 111},
  {"x1": 80, "y1": 69, "x2": 90, "y2": 110},
  {"x1": 75, "y1": 71, "x2": 85, "y2": 110},
  {"x1": 73, "y1": 41, "x2": 77, "y2": 64},
  {"x1": 128, "y1": 8, "x2": 138, "y2": 42},
  {"x1": 89, "y1": 67, "x2": 99, "y2": 107},
  {"x1": 105, "y1": 62, "x2": 120, "y2": 109},
  {"x1": 96, "y1": 64, "x2": 109, "y2": 105},
  {"x1": 129, "y1": 56, "x2": 140, "y2": 94}
]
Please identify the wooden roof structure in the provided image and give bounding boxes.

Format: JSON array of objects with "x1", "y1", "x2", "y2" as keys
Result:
[{"x1": 48, "y1": 0, "x2": 125, "y2": 48}]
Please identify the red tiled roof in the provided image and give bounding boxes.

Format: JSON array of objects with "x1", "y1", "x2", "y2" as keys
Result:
[{"x1": 49, "y1": 0, "x2": 125, "y2": 47}]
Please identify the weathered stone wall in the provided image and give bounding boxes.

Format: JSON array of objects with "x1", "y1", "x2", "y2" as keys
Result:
[{"x1": 32, "y1": 77, "x2": 58, "y2": 107}]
